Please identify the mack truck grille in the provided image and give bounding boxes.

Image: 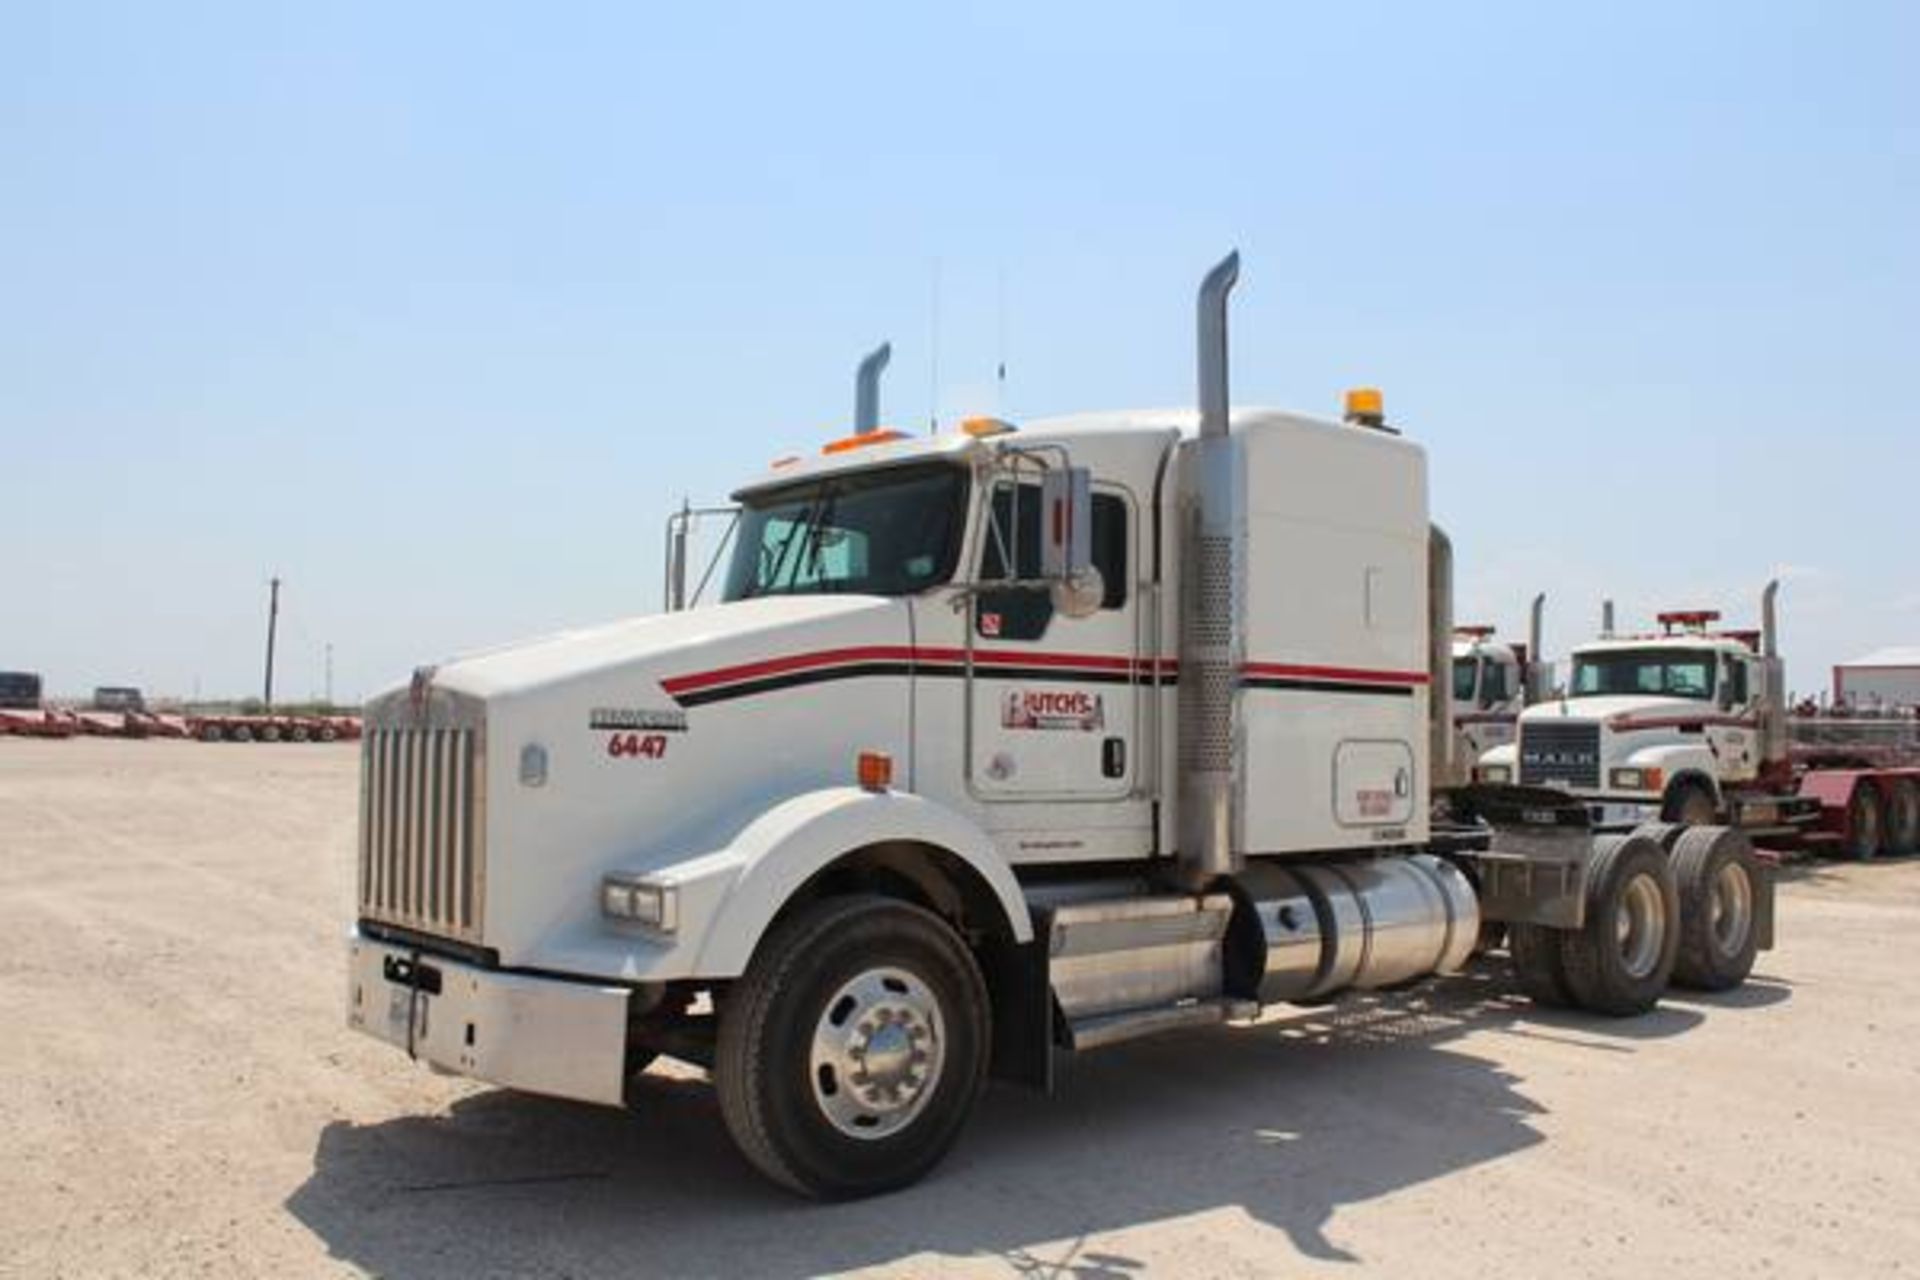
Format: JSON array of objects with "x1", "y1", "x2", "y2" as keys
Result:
[
  {"x1": 1518, "y1": 722, "x2": 1601, "y2": 789},
  {"x1": 357, "y1": 697, "x2": 486, "y2": 944}
]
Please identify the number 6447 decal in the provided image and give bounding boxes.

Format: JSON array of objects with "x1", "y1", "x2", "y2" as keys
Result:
[{"x1": 607, "y1": 732, "x2": 669, "y2": 760}]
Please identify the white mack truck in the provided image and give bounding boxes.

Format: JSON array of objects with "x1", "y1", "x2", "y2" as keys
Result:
[
  {"x1": 347, "y1": 255, "x2": 1775, "y2": 1198},
  {"x1": 1478, "y1": 597, "x2": 1920, "y2": 860}
]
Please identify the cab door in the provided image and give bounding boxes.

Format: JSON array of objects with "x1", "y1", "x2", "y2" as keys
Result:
[{"x1": 965, "y1": 479, "x2": 1141, "y2": 801}]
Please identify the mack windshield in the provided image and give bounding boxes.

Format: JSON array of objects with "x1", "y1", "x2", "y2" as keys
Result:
[
  {"x1": 1570, "y1": 650, "x2": 1716, "y2": 700},
  {"x1": 724, "y1": 463, "x2": 968, "y2": 600}
]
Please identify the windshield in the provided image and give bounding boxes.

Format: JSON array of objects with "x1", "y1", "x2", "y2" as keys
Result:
[
  {"x1": 723, "y1": 463, "x2": 968, "y2": 601},
  {"x1": 1452, "y1": 658, "x2": 1478, "y2": 702},
  {"x1": 1570, "y1": 649, "x2": 1716, "y2": 701}
]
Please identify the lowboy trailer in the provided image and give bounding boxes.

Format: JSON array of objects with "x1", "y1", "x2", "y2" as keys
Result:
[{"x1": 347, "y1": 254, "x2": 1776, "y2": 1198}]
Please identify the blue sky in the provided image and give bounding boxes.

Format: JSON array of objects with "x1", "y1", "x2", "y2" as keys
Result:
[{"x1": 3, "y1": 1, "x2": 1914, "y2": 701}]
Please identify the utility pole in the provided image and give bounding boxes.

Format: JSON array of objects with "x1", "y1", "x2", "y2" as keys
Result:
[
  {"x1": 324, "y1": 642, "x2": 334, "y2": 707},
  {"x1": 263, "y1": 576, "x2": 282, "y2": 711}
]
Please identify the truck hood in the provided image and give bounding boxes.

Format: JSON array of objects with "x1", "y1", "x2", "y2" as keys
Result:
[
  {"x1": 362, "y1": 593, "x2": 917, "y2": 969},
  {"x1": 1521, "y1": 695, "x2": 1717, "y2": 727},
  {"x1": 417, "y1": 595, "x2": 899, "y2": 703}
]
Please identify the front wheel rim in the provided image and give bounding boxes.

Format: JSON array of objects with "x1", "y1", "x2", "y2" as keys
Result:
[
  {"x1": 1615, "y1": 873, "x2": 1667, "y2": 980},
  {"x1": 809, "y1": 966, "x2": 946, "y2": 1140},
  {"x1": 1709, "y1": 861, "x2": 1753, "y2": 956}
]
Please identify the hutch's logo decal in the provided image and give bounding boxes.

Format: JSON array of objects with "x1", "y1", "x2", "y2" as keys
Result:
[
  {"x1": 589, "y1": 707, "x2": 688, "y2": 733},
  {"x1": 1002, "y1": 688, "x2": 1105, "y2": 732}
]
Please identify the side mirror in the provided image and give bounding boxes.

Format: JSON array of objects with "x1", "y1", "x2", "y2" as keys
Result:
[
  {"x1": 1040, "y1": 466, "x2": 1093, "y2": 582},
  {"x1": 1051, "y1": 565, "x2": 1105, "y2": 620},
  {"x1": 1041, "y1": 466, "x2": 1099, "y2": 619}
]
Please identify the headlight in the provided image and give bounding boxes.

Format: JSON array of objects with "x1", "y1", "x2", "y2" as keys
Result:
[
  {"x1": 601, "y1": 875, "x2": 678, "y2": 931},
  {"x1": 1477, "y1": 764, "x2": 1512, "y2": 784},
  {"x1": 1609, "y1": 766, "x2": 1663, "y2": 793}
]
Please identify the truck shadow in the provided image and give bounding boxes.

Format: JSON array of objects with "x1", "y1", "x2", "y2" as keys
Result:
[{"x1": 286, "y1": 960, "x2": 1738, "y2": 1278}]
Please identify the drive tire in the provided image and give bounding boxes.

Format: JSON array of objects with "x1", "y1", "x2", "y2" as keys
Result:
[
  {"x1": 1884, "y1": 779, "x2": 1920, "y2": 857},
  {"x1": 1632, "y1": 821, "x2": 1688, "y2": 853},
  {"x1": 715, "y1": 894, "x2": 989, "y2": 1200},
  {"x1": 1662, "y1": 779, "x2": 1718, "y2": 826},
  {"x1": 231, "y1": 725, "x2": 253, "y2": 743},
  {"x1": 199, "y1": 724, "x2": 223, "y2": 742},
  {"x1": 1559, "y1": 833, "x2": 1679, "y2": 1016},
  {"x1": 1509, "y1": 922, "x2": 1573, "y2": 1008},
  {"x1": 1844, "y1": 784, "x2": 1885, "y2": 860},
  {"x1": 1670, "y1": 826, "x2": 1761, "y2": 991}
]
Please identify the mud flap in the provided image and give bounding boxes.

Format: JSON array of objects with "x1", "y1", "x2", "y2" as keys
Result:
[{"x1": 1452, "y1": 784, "x2": 1596, "y2": 930}]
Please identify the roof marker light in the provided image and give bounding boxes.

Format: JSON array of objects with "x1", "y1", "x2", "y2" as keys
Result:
[
  {"x1": 1657, "y1": 610, "x2": 1722, "y2": 634},
  {"x1": 821, "y1": 428, "x2": 907, "y2": 456},
  {"x1": 960, "y1": 416, "x2": 1019, "y2": 439},
  {"x1": 1344, "y1": 387, "x2": 1386, "y2": 428}
]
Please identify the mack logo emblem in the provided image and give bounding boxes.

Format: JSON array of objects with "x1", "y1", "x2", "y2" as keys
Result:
[
  {"x1": 1523, "y1": 749, "x2": 1595, "y2": 766},
  {"x1": 590, "y1": 708, "x2": 689, "y2": 732},
  {"x1": 1002, "y1": 688, "x2": 1104, "y2": 732}
]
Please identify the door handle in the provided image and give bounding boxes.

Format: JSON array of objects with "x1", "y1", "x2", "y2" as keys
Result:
[{"x1": 1102, "y1": 737, "x2": 1126, "y2": 779}]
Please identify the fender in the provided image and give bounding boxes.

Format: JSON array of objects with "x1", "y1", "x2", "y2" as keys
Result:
[
  {"x1": 684, "y1": 786, "x2": 1033, "y2": 977},
  {"x1": 1476, "y1": 741, "x2": 1519, "y2": 775},
  {"x1": 1621, "y1": 744, "x2": 1719, "y2": 793}
]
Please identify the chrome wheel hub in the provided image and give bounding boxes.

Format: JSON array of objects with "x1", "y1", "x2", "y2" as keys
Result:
[
  {"x1": 810, "y1": 966, "x2": 945, "y2": 1140},
  {"x1": 1615, "y1": 873, "x2": 1666, "y2": 980},
  {"x1": 1709, "y1": 861, "x2": 1752, "y2": 955}
]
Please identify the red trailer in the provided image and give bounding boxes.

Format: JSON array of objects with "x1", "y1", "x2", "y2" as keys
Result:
[
  {"x1": 188, "y1": 713, "x2": 361, "y2": 743},
  {"x1": 1786, "y1": 714, "x2": 1920, "y2": 858}
]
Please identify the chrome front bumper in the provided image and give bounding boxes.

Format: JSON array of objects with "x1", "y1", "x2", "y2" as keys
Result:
[{"x1": 346, "y1": 929, "x2": 631, "y2": 1107}]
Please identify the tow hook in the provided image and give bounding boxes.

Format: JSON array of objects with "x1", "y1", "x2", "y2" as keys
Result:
[{"x1": 385, "y1": 952, "x2": 442, "y2": 1059}]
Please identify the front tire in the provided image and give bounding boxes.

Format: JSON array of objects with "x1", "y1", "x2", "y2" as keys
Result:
[
  {"x1": 715, "y1": 895, "x2": 989, "y2": 1200},
  {"x1": 1662, "y1": 780, "x2": 1718, "y2": 826}
]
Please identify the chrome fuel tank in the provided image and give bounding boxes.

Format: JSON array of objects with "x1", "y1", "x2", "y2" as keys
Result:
[{"x1": 1225, "y1": 854, "x2": 1479, "y2": 1004}]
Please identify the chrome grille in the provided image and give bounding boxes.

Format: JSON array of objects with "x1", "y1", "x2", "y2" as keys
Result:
[
  {"x1": 1518, "y1": 722, "x2": 1601, "y2": 789},
  {"x1": 358, "y1": 695, "x2": 486, "y2": 943}
]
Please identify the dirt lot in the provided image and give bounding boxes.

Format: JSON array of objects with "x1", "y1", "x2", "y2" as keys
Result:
[{"x1": 2, "y1": 738, "x2": 1918, "y2": 1278}]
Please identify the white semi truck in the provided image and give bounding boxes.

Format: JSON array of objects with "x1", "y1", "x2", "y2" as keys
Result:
[
  {"x1": 1478, "y1": 597, "x2": 1920, "y2": 859},
  {"x1": 1449, "y1": 596, "x2": 1545, "y2": 763},
  {"x1": 347, "y1": 255, "x2": 1774, "y2": 1198}
]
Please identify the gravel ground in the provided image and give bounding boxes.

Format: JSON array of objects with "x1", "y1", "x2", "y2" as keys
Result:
[{"x1": 2, "y1": 738, "x2": 1917, "y2": 1279}]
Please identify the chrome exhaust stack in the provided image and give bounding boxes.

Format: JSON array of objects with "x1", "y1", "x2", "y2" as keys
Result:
[
  {"x1": 854, "y1": 342, "x2": 891, "y2": 434},
  {"x1": 1601, "y1": 598, "x2": 1616, "y2": 638},
  {"x1": 1761, "y1": 578, "x2": 1780, "y2": 658},
  {"x1": 1429, "y1": 524, "x2": 1461, "y2": 790},
  {"x1": 1758, "y1": 579, "x2": 1788, "y2": 766},
  {"x1": 1177, "y1": 251, "x2": 1244, "y2": 884},
  {"x1": 1527, "y1": 591, "x2": 1547, "y2": 701}
]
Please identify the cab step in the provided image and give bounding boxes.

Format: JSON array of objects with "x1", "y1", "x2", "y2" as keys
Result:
[
  {"x1": 1065, "y1": 996, "x2": 1262, "y2": 1051},
  {"x1": 1040, "y1": 890, "x2": 1242, "y2": 1051}
]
